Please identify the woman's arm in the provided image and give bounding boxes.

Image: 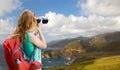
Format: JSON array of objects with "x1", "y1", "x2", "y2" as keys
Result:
[{"x1": 30, "y1": 29, "x2": 47, "y2": 49}]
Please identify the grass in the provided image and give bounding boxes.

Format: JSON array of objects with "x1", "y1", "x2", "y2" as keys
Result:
[
  {"x1": 44, "y1": 55, "x2": 120, "y2": 70},
  {"x1": 84, "y1": 55, "x2": 120, "y2": 70}
]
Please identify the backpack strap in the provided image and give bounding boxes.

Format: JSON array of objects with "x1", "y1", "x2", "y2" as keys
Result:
[
  {"x1": 12, "y1": 47, "x2": 21, "y2": 55},
  {"x1": 30, "y1": 46, "x2": 37, "y2": 63}
]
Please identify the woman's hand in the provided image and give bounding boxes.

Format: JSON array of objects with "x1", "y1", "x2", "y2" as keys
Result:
[
  {"x1": 37, "y1": 19, "x2": 43, "y2": 30},
  {"x1": 36, "y1": 20, "x2": 43, "y2": 34}
]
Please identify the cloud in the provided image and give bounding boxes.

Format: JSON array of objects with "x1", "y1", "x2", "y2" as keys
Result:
[
  {"x1": 0, "y1": 17, "x2": 14, "y2": 34},
  {"x1": 0, "y1": 0, "x2": 22, "y2": 43},
  {"x1": 77, "y1": 0, "x2": 120, "y2": 16},
  {"x1": 0, "y1": 17, "x2": 15, "y2": 43},
  {"x1": 41, "y1": 11, "x2": 120, "y2": 38},
  {"x1": 0, "y1": 0, "x2": 22, "y2": 17}
]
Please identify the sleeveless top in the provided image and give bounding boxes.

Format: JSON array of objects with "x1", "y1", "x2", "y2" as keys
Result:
[{"x1": 23, "y1": 32, "x2": 41, "y2": 62}]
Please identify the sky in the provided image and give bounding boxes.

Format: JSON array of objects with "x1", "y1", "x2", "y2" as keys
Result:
[{"x1": 0, "y1": 0, "x2": 120, "y2": 43}]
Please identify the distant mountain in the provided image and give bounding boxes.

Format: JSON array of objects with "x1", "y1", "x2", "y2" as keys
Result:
[
  {"x1": 47, "y1": 39, "x2": 72, "y2": 50},
  {"x1": 87, "y1": 31, "x2": 120, "y2": 52},
  {"x1": 88, "y1": 31, "x2": 120, "y2": 45},
  {"x1": 46, "y1": 31, "x2": 120, "y2": 52},
  {"x1": 47, "y1": 36, "x2": 88, "y2": 50}
]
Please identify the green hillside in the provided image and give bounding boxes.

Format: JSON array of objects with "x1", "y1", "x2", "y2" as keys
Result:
[
  {"x1": 45, "y1": 55, "x2": 120, "y2": 70},
  {"x1": 87, "y1": 39, "x2": 120, "y2": 52},
  {"x1": 61, "y1": 40, "x2": 85, "y2": 53}
]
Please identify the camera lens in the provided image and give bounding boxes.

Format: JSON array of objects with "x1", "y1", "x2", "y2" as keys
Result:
[
  {"x1": 42, "y1": 18, "x2": 48, "y2": 24},
  {"x1": 36, "y1": 18, "x2": 48, "y2": 24}
]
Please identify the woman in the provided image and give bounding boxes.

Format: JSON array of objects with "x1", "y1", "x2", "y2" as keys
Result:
[{"x1": 10, "y1": 9, "x2": 47, "y2": 70}]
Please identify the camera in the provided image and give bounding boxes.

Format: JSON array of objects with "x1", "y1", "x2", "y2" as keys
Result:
[{"x1": 36, "y1": 18, "x2": 48, "y2": 24}]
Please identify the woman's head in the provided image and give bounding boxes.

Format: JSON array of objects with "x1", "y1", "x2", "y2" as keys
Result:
[
  {"x1": 11, "y1": 9, "x2": 37, "y2": 43},
  {"x1": 18, "y1": 9, "x2": 37, "y2": 32}
]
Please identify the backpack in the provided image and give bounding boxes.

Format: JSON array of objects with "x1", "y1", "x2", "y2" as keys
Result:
[{"x1": 3, "y1": 37, "x2": 42, "y2": 70}]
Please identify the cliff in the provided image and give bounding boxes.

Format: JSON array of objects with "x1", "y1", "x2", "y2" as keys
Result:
[{"x1": 42, "y1": 31, "x2": 120, "y2": 64}]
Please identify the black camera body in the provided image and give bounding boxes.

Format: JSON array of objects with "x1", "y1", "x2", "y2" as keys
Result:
[{"x1": 36, "y1": 18, "x2": 48, "y2": 24}]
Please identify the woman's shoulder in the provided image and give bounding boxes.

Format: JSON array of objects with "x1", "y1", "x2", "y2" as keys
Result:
[
  {"x1": 26, "y1": 32, "x2": 33, "y2": 37},
  {"x1": 29, "y1": 32, "x2": 36, "y2": 38},
  {"x1": 27, "y1": 32, "x2": 34, "y2": 35},
  {"x1": 29, "y1": 32, "x2": 39, "y2": 43},
  {"x1": 8, "y1": 34, "x2": 19, "y2": 39},
  {"x1": 27, "y1": 32, "x2": 37, "y2": 40}
]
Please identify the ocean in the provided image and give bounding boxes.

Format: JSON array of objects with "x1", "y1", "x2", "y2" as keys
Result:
[{"x1": 42, "y1": 58, "x2": 68, "y2": 68}]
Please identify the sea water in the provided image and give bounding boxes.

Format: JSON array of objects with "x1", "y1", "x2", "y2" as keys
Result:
[{"x1": 42, "y1": 58, "x2": 68, "y2": 68}]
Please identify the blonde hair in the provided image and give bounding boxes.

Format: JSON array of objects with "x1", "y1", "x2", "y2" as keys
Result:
[{"x1": 10, "y1": 9, "x2": 37, "y2": 44}]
